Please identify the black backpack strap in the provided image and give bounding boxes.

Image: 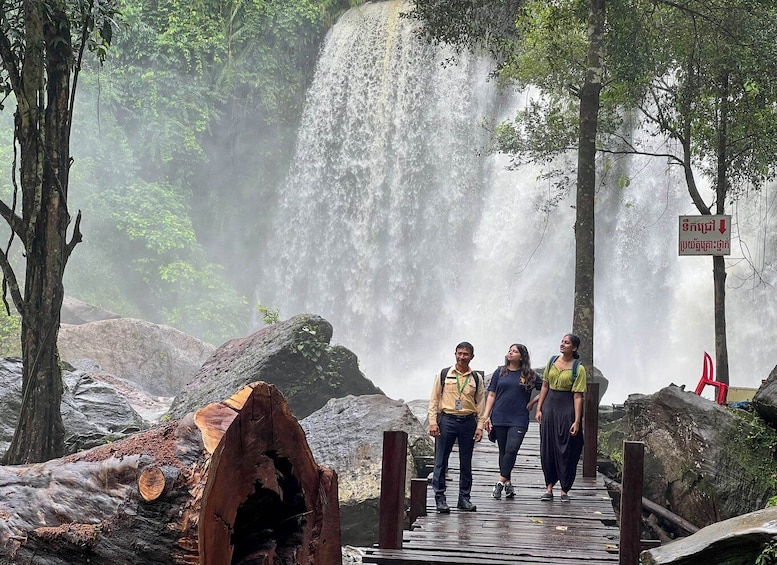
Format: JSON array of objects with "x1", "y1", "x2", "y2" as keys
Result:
[
  {"x1": 545, "y1": 355, "x2": 558, "y2": 376},
  {"x1": 547, "y1": 356, "x2": 581, "y2": 382},
  {"x1": 439, "y1": 366, "x2": 450, "y2": 394},
  {"x1": 572, "y1": 359, "x2": 580, "y2": 382}
]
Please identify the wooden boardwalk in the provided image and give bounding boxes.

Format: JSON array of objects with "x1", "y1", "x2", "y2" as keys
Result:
[{"x1": 362, "y1": 422, "x2": 620, "y2": 564}]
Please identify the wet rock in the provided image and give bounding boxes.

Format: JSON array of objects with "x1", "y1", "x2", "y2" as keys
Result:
[
  {"x1": 599, "y1": 385, "x2": 776, "y2": 532},
  {"x1": 58, "y1": 318, "x2": 215, "y2": 396},
  {"x1": 167, "y1": 314, "x2": 382, "y2": 420},
  {"x1": 0, "y1": 358, "x2": 148, "y2": 456},
  {"x1": 301, "y1": 394, "x2": 434, "y2": 546}
]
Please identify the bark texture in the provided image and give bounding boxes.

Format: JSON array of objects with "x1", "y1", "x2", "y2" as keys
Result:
[
  {"x1": 572, "y1": 0, "x2": 605, "y2": 369},
  {"x1": 0, "y1": 381, "x2": 341, "y2": 565},
  {"x1": 0, "y1": 0, "x2": 81, "y2": 465}
]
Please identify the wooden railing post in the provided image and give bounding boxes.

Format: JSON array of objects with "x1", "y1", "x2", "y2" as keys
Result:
[
  {"x1": 409, "y1": 478, "x2": 427, "y2": 526},
  {"x1": 620, "y1": 441, "x2": 645, "y2": 565},
  {"x1": 583, "y1": 382, "x2": 600, "y2": 477},
  {"x1": 378, "y1": 430, "x2": 408, "y2": 549}
]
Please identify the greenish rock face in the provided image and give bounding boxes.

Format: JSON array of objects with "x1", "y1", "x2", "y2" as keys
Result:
[{"x1": 597, "y1": 386, "x2": 777, "y2": 532}]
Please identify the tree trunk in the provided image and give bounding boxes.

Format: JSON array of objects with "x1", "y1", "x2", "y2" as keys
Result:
[
  {"x1": 2, "y1": 1, "x2": 80, "y2": 464},
  {"x1": 712, "y1": 71, "x2": 730, "y2": 386},
  {"x1": 712, "y1": 255, "x2": 728, "y2": 386},
  {"x1": 572, "y1": 0, "x2": 605, "y2": 369},
  {"x1": 0, "y1": 381, "x2": 342, "y2": 565}
]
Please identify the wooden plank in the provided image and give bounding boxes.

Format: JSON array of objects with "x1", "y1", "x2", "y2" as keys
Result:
[{"x1": 362, "y1": 421, "x2": 621, "y2": 564}]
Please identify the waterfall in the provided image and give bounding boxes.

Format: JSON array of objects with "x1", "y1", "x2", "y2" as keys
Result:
[{"x1": 259, "y1": 0, "x2": 777, "y2": 404}]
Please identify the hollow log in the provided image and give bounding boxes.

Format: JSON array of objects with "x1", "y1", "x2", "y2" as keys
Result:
[{"x1": 0, "y1": 382, "x2": 341, "y2": 565}]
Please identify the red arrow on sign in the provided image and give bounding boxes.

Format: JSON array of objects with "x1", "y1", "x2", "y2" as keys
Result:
[{"x1": 719, "y1": 218, "x2": 727, "y2": 234}]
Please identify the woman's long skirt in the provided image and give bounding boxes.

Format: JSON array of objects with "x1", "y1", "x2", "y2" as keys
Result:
[{"x1": 540, "y1": 388, "x2": 583, "y2": 492}]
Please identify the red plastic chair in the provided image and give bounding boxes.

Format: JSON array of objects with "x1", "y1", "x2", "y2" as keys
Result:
[{"x1": 694, "y1": 351, "x2": 728, "y2": 405}]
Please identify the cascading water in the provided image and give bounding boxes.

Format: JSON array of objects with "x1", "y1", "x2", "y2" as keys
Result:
[{"x1": 259, "y1": 0, "x2": 776, "y2": 404}]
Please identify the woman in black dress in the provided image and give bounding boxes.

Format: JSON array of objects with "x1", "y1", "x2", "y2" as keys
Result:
[{"x1": 535, "y1": 334, "x2": 587, "y2": 502}]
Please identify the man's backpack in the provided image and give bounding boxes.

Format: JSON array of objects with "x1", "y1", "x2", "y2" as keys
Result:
[
  {"x1": 439, "y1": 367, "x2": 483, "y2": 395},
  {"x1": 545, "y1": 356, "x2": 581, "y2": 382}
]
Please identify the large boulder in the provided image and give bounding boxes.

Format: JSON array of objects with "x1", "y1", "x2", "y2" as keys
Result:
[
  {"x1": 60, "y1": 295, "x2": 120, "y2": 324},
  {"x1": 167, "y1": 314, "x2": 383, "y2": 421},
  {"x1": 67, "y1": 360, "x2": 174, "y2": 423},
  {"x1": 406, "y1": 399, "x2": 430, "y2": 427},
  {"x1": 300, "y1": 394, "x2": 434, "y2": 547},
  {"x1": 750, "y1": 363, "x2": 777, "y2": 426},
  {"x1": 0, "y1": 358, "x2": 148, "y2": 457},
  {"x1": 58, "y1": 318, "x2": 216, "y2": 396},
  {"x1": 599, "y1": 385, "x2": 777, "y2": 530}
]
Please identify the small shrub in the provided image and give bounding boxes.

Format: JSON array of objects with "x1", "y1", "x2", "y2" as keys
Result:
[{"x1": 755, "y1": 541, "x2": 777, "y2": 565}]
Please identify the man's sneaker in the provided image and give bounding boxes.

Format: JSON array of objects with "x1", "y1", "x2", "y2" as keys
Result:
[
  {"x1": 492, "y1": 482, "x2": 504, "y2": 500},
  {"x1": 457, "y1": 499, "x2": 477, "y2": 512},
  {"x1": 435, "y1": 495, "x2": 450, "y2": 513},
  {"x1": 504, "y1": 483, "x2": 516, "y2": 498}
]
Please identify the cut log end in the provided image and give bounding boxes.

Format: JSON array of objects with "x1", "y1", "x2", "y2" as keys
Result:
[{"x1": 138, "y1": 465, "x2": 179, "y2": 502}]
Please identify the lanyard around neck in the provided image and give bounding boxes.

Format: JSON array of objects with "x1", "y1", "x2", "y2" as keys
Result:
[{"x1": 455, "y1": 372, "x2": 471, "y2": 395}]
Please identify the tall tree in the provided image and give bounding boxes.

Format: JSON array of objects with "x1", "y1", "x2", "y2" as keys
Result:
[
  {"x1": 0, "y1": 0, "x2": 117, "y2": 464},
  {"x1": 408, "y1": 0, "x2": 605, "y2": 367},
  {"x1": 487, "y1": 0, "x2": 777, "y2": 386},
  {"x1": 572, "y1": 0, "x2": 605, "y2": 370},
  {"x1": 604, "y1": 0, "x2": 777, "y2": 385}
]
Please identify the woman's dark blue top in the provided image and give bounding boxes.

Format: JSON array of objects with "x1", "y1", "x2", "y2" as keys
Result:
[{"x1": 488, "y1": 367, "x2": 543, "y2": 429}]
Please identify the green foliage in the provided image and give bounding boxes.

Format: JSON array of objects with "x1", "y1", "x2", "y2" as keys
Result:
[
  {"x1": 597, "y1": 422, "x2": 626, "y2": 477},
  {"x1": 111, "y1": 182, "x2": 195, "y2": 253},
  {"x1": 102, "y1": 180, "x2": 248, "y2": 344},
  {"x1": 726, "y1": 409, "x2": 777, "y2": 494},
  {"x1": 0, "y1": 308, "x2": 20, "y2": 357},
  {"x1": 0, "y1": 0, "x2": 454, "y2": 351},
  {"x1": 257, "y1": 304, "x2": 279, "y2": 325},
  {"x1": 291, "y1": 321, "x2": 341, "y2": 385},
  {"x1": 622, "y1": 0, "x2": 777, "y2": 201},
  {"x1": 294, "y1": 323, "x2": 327, "y2": 374},
  {"x1": 406, "y1": 0, "x2": 525, "y2": 66},
  {"x1": 736, "y1": 409, "x2": 777, "y2": 454},
  {"x1": 51, "y1": 0, "x2": 358, "y2": 346},
  {"x1": 756, "y1": 541, "x2": 777, "y2": 565}
]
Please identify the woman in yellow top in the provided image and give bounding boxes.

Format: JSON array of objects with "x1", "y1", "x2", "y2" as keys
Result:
[{"x1": 534, "y1": 333, "x2": 587, "y2": 503}]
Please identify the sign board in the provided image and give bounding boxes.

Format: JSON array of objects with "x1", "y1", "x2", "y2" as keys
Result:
[{"x1": 678, "y1": 215, "x2": 731, "y2": 256}]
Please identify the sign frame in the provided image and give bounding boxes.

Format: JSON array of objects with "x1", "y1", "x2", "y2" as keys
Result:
[{"x1": 678, "y1": 215, "x2": 731, "y2": 256}]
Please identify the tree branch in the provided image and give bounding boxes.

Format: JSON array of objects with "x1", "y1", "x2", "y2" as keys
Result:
[
  {"x1": 598, "y1": 147, "x2": 684, "y2": 167},
  {"x1": 65, "y1": 209, "x2": 82, "y2": 260},
  {"x1": 0, "y1": 21, "x2": 22, "y2": 99},
  {"x1": 0, "y1": 199, "x2": 25, "y2": 241},
  {"x1": 0, "y1": 247, "x2": 25, "y2": 319}
]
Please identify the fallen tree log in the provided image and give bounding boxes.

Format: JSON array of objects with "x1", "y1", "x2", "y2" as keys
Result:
[{"x1": 0, "y1": 382, "x2": 341, "y2": 564}]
